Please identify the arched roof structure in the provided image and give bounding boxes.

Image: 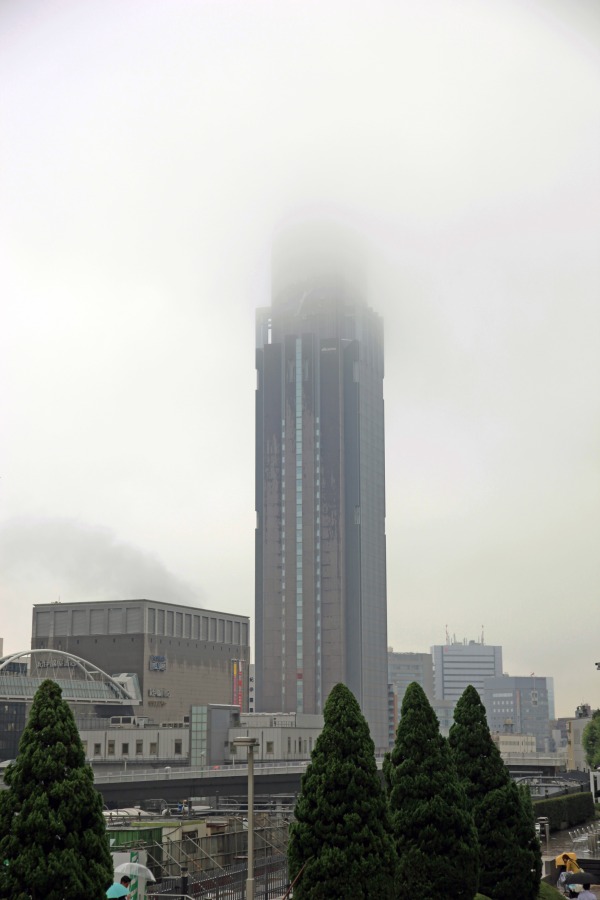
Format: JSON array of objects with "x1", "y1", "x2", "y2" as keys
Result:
[{"x1": 0, "y1": 649, "x2": 137, "y2": 704}]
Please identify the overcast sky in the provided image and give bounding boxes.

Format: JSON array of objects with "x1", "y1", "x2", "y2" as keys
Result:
[{"x1": 1, "y1": 0, "x2": 599, "y2": 718}]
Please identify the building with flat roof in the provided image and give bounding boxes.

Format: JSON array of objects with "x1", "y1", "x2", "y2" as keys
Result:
[
  {"x1": 255, "y1": 224, "x2": 389, "y2": 749},
  {"x1": 483, "y1": 675, "x2": 551, "y2": 752},
  {"x1": 431, "y1": 638, "x2": 503, "y2": 709},
  {"x1": 32, "y1": 599, "x2": 250, "y2": 723}
]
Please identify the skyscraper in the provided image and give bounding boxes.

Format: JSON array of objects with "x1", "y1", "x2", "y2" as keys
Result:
[{"x1": 255, "y1": 224, "x2": 388, "y2": 749}]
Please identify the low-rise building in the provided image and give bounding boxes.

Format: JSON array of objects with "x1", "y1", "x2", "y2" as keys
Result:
[{"x1": 228, "y1": 712, "x2": 324, "y2": 762}]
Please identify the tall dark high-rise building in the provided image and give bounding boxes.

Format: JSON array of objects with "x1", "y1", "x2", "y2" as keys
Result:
[{"x1": 255, "y1": 224, "x2": 388, "y2": 749}]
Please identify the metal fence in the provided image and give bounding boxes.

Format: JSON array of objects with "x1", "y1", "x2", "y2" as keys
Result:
[{"x1": 148, "y1": 853, "x2": 290, "y2": 899}]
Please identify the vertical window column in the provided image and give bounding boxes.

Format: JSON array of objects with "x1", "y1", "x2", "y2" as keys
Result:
[
  {"x1": 295, "y1": 338, "x2": 303, "y2": 711},
  {"x1": 281, "y1": 416, "x2": 286, "y2": 709},
  {"x1": 315, "y1": 415, "x2": 321, "y2": 711}
]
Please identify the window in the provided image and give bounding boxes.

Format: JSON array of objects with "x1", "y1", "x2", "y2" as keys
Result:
[
  {"x1": 149, "y1": 742, "x2": 157, "y2": 755},
  {"x1": 174, "y1": 740, "x2": 182, "y2": 755},
  {"x1": 266, "y1": 741, "x2": 274, "y2": 754},
  {"x1": 94, "y1": 743, "x2": 101, "y2": 757},
  {"x1": 81, "y1": 740, "x2": 88, "y2": 756},
  {"x1": 107, "y1": 741, "x2": 115, "y2": 756},
  {"x1": 121, "y1": 743, "x2": 129, "y2": 756},
  {"x1": 136, "y1": 740, "x2": 143, "y2": 756}
]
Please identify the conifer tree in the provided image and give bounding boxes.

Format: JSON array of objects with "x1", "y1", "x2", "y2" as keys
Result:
[
  {"x1": 448, "y1": 685, "x2": 542, "y2": 900},
  {"x1": 387, "y1": 682, "x2": 479, "y2": 900},
  {"x1": 582, "y1": 710, "x2": 600, "y2": 768},
  {"x1": 288, "y1": 683, "x2": 397, "y2": 899},
  {"x1": 0, "y1": 679, "x2": 114, "y2": 900}
]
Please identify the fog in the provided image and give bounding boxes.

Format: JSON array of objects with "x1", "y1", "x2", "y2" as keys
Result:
[{"x1": 1, "y1": 0, "x2": 599, "y2": 715}]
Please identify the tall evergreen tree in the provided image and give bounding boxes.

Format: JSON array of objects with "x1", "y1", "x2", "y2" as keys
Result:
[
  {"x1": 288, "y1": 683, "x2": 397, "y2": 899},
  {"x1": 387, "y1": 682, "x2": 479, "y2": 900},
  {"x1": 448, "y1": 685, "x2": 542, "y2": 900},
  {"x1": 0, "y1": 679, "x2": 114, "y2": 900},
  {"x1": 582, "y1": 710, "x2": 600, "y2": 768}
]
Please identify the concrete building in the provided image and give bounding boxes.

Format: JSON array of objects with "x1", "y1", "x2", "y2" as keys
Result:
[
  {"x1": 431, "y1": 638, "x2": 503, "y2": 708},
  {"x1": 32, "y1": 600, "x2": 250, "y2": 723},
  {"x1": 255, "y1": 224, "x2": 389, "y2": 749},
  {"x1": 388, "y1": 650, "x2": 434, "y2": 709},
  {"x1": 566, "y1": 706, "x2": 593, "y2": 772},
  {"x1": 491, "y1": 732, "x2": 536, "y2": 755},
  {"x1": 229, "y1": 711, "x2": 324, "y2": 763},
  {"x1": 483, "y1": 675, "x2": 551, "y2": 752},
  {"x1": 431, "y1": 699, "x2": 455, "y2": 737}
]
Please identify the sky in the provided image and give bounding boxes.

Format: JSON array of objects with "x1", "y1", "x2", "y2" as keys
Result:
[{"x1": 1, "y1": 0, "x2": 599, "y2": 718}]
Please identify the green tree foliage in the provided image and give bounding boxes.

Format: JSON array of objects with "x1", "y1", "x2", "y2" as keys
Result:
[
  {"x1": 449, "y1": 685, "x2": 542, "y2": 900},
  {"x1": 0, "y1": 679, "x2": 113, "y2": 900},
  {"x1": 387, "y1": 682, "x2": 479, "y2": 900},
  {"x1": 582, "y1": 710, "x2": 600, "y2": 768},
  {"x1": 288, "y1": 683, "x2": 397, "y2": 899}
]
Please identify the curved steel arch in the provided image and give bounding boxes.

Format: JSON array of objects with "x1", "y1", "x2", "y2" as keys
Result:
[{"x1": 0, "y1": 648, "x2": 135, "y2": 701}]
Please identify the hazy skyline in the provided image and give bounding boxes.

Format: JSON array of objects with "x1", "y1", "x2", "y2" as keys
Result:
[{"x1": 1, "y1": 0, "x2": 599, "y2": 717}]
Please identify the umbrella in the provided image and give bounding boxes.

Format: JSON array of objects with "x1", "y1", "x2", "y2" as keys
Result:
[
  {"x1": 114, "y1": 862, "x2": 155, "y2": 881},
  {"x1": 565, "y1": 872, "x2": 597, "y2": 885},
  {"x1": 556, "y1": 852, "x2": 578, "y2": 866},
  {"x1": 106, "y1": 886, "x2": 129, "y2": 899}
]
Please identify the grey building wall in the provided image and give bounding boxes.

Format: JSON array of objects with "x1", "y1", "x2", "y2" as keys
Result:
[
  {"x1": 255, "y1": 227, "x2": 388, "y2": 749},
  {"x1": 388, "y1": 651, "x2": 434, "y2": 708},
  {"x1": 32, "y1": 600, "x2": 250, "y2": 723},
  {"x1": 483, "y1": 675, "x2": 551, "y2": 752},
  {"x1": 431, "y1": 640, "x2": 503, "y2": 707}
]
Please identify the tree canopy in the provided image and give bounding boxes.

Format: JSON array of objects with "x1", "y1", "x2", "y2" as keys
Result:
[
  {"x1": 449, "y1": 685, "x2": 542, "y2": 900},
  {"x1": 288, "y1": 682, "x2": 397, "y2": 899},
  {"x1": 0, "y1": 679, "x2": 114, "y2": 900},
  {"x1": 387, "y1": 682, "x2": 479, "y2": 900},
  {"x1": 582, "y1": 710, "x2": 600, "y2": 769}
]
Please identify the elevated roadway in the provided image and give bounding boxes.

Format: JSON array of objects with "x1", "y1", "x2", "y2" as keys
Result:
[{"x1": 95, "y1": 762, "x2": 308, "y2": 807}]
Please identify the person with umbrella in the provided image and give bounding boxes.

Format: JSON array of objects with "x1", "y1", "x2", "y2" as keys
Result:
[
  {"x1": 106, "y1": 875, "x2": 131, "y2": 899},
  {"x1": 556, "y1": 853, "x2": 583, "y2": 897}
]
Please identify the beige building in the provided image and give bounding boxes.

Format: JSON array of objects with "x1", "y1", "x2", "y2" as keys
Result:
[
  {"x1": 492, "y1": 733, "x2": 536, "y2": 755},
  {"x1": 567, "y1": 717, "x2": 590, "y2": 771},
  {"x1": 229, "y1": 711, "x2": 324, "y2": 762}
]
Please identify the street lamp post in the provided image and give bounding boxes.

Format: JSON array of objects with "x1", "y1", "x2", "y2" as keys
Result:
[{"x1": 233, "y1": 736, "x2": 259, "y2": 900}]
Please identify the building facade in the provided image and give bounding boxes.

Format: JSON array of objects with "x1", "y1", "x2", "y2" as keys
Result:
[
  {"x1": 388, "y1": 650, "x2": 434, "y2": 709},
  {"x1": 431, "y1": 638, "x2": 503, "y2": 708},
  {"x1": 229, "y1": 711, "x2": 324, "y2": 763},
  {"x1": 31, "y1": 600, "x2": 250, "y2": 723},
  {"x1": 483, "y1": 675, "x2": 551, "y2": 752},
  {"x1": 255, "y1": 225, "x2": 388, "y2": 749}
]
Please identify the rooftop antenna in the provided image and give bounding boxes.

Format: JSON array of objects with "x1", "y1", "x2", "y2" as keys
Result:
[{"x1": 445, "y1": 624, "x2": 449, "y2": 645}]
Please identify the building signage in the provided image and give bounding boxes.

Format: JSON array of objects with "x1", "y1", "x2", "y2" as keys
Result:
[
  {"x1": 148, "y1": 688, "x2": 170, "y2": 698},
  {"x1": 232, "y1": 659, "x2": 243, "y2": 710},
  {"x1": 149, "y1": 655, "x2": 166, "y2": 672},
  {"x1": 37, "y1": 659, "x2": 76, "y2": 668}
]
